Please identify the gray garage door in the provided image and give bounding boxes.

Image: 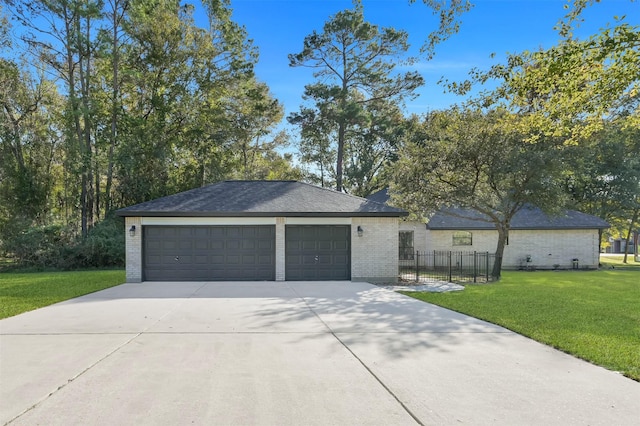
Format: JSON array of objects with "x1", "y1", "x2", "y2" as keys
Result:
[
  {"x1": 285, "y1": 225, "x2": 351, "y2": 280},
  {"x1": 144, "y1": 226, "x2": 275, "y2": 281}
]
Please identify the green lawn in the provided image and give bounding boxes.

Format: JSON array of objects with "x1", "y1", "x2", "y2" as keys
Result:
[
  {"x1": 599, "y1": 254, "x2": 640, "y2": 269},
  {"x1": 406, "y1": 270, "x2": 640, "y2": 381},
  {"x1": 0, "y1": 270, "x2": 125, "y2": 319}
]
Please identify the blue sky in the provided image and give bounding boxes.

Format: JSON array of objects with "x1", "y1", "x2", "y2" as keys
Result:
[{"x1": 192, "y1": 0, "x2": 638, "y2": 119}]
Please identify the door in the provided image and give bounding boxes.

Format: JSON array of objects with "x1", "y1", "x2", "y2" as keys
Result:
[
  {"x1": 285, "y1": 225, "x2": 351, "y2": 280},
  {"x1": 144, "y1": 225, "x2": 275, "y2": 281}
]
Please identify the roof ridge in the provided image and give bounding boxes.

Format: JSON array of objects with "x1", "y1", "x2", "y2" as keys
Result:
[
  {"x1": 223, "y1": 180, "x2": 298, "y2": 183},
  {"x1": 296, "y1": 181, "x2": 380, "y2": 203}
]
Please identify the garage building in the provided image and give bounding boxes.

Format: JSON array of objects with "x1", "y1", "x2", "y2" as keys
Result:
[{"x1": 116, "y1": 180, "x2": 405, "y2": 283}]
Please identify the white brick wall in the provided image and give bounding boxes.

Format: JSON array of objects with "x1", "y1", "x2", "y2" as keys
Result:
[
  {"x1": 125, "y1": 217, "x2": 142, "y2": 282},
  {"x1": 125, "y1": 216, "x2": 400, "y2": 282},
  {"x1": 426, "y1": 228, "x2": 600, "y2": 269},
  {"x1": 399, "y1": 220, "x2": 428, "y2": 253},
  {"x1": 351, "y1": 217, "x2": 399, "y2": 282}
]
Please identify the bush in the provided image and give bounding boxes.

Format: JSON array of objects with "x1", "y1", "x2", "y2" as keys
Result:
[
  {"x1": 0, "y1": 216, "x2": 125, "y2": 270},
  {"x1": 73, "y1": 216, "x2": 125, "y2": 268}
]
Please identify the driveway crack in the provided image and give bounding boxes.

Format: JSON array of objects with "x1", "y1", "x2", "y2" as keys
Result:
[
  {"x1": 287, "y1": 284, "x2": 424, "y2": 426},
  {"x1": 7, "y1": 283, "x2": 208, "y2": 425},
  {"x1": 6, "y1": 332, "x2": 141, "y2": 425}
]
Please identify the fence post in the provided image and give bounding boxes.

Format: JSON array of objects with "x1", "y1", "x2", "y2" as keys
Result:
[
  {"x1": 448, "y1": 251, "x2": 452, "y2": 282},
  {"x1": 415, "y1": 251, "x2": 419, "y2": 281},
  {"x1": 473, "y1": 251, "x2": 477, "y2": 283},
  {"x1": 486, "y1": 252, "x2": 490, "y2": 282}
]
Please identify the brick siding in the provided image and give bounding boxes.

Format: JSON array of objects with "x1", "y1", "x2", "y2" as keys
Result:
[
  {"x1": 426, "y1": 228, "x2": 600, "y2": 269},
  {"x1": 125, "y1": 217, "x2": 142, "y2": 282},
  {"x1": 351, "y1": 217, "x2": 399, "y2": 282}
]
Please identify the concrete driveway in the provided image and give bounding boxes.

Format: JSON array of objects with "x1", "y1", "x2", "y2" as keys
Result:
[{"x1": 1, "y1": 281, "x2": 638, "y2": 425}]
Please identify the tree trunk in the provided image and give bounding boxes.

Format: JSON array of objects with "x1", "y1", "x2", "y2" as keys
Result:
[
  {"x1": 79, "y1": 13, "x2": 95, "y2": 232},
  {"x1": 623, "y1": 207, "x2": 639, "y2": 264},
  {"x1": 336, "y1": 49, "x2": 348, "y2": 193},
  {"x1": 63, "y1": 6, "x2": 88, "y2": 237},
  {"x1": 336, "y1": 121, "x2": 345, "y2": 192},
  {"x1": 104, "y1": 0, "x2": 121, "y2": 215},
  {"x1": 492, "y1": 224, "x2": 509, "y2": 278}
]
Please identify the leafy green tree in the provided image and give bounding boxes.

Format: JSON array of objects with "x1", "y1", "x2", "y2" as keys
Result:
[
  {"x1": 114, "y1": 0, "x2": 261, "y2": 203},
  {"x1": 447, "y1": 1, "x2": 639, "y2": 142},
  {"x1": 392, "y1": 107, "x2": 568, "y2": 276},
  {"x1": 288, "y1": 0, "x2": 423, "y2": 192},
  {"x1": 289, "y1": 105, "x2": 337, "y2": 188},
  {"x1": 222, "y1": 80, "x2": 288, "y2": 179},
  {"x1": 343, "y1": 99, "x2": 406, "y2": 197},
  {"x1": 9, "y1": 0, "x2": 104, "y2": 236},
  {"x1": 0, "y1": 59, "x2": 62, "y2": 224},
  {"x1": 565, "y1": 125, "x2": 640, "y2": 257},
  {"x1": 95, "y1": 0, "x2": 129, "y2": 216}
]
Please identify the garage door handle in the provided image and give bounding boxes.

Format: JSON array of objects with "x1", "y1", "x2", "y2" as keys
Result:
[
  {"x1": 315, "y1": 255, "x2": 318, "y2": 262},
  {"x1": 175, "y1": 256, "x2": 179, "y2": 262}
]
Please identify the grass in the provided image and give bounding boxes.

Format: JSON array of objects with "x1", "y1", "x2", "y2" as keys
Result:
[
  {"x1": 599, "y1": 253, "x2": 640, "y2": 269},
  {"x1": 405, "y1": 270, "x2": 640, "y2": 381},
  {"x1": 0, "y1": 270, "x2": 125, "y2": 319}
]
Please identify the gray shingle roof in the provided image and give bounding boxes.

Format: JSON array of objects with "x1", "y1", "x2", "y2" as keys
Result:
[
  {"x1": 428, "y1": 206, "x2": 609, "y2": 230},
  {"x1": 366, "y1": 188, "x2": 391, "y2": 204},
  {"x1": 366, "y1": 188, "x2": 609, "y2": 230},
  {"x1": 116, "y1": 180, "x2": 406, "y2": 217}
]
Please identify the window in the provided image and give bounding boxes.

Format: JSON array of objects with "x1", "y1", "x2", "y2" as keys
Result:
[
  {"x1": 399, "y1": 231, "x2": 414, "y2": 260},
  {"x1": 452, "y1": 231, "x2": 472, "y2": 246}
]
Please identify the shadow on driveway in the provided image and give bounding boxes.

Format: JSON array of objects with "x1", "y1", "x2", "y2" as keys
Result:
[{"x1": 1, "y1": 280, "x2": 639, "y2": 425}]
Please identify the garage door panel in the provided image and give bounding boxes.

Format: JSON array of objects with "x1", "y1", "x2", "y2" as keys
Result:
[
  {"x1": 177, "y1": 228, "x2": 192, "y2": 237},
  {"x1": 210, "y1": 240, "x2": 224, "y2": 250},
  {"x1": 334, "y1": 241, "x2": 348, "y2": 250},
  {"x1": 193, "y1": 228, "x2": 208, "y2": 238},
  {"x1": 227, "y1": 227, "x2": 241, "y2": 238},
  {"x1": 333, "y1": 255, "x2": 349, "y2": 265},
  {"x1": 178, "y1": 241, "x2": 192, "y2": 250},
  {"x1": 287, "y1": 240, "x2": 301, "y2": 251},
  {"x1": 318, "y1": 241, "x2": 331, "y2": 250},
  {"x1": 146, "y1": 240, "x2": 162, "y2": 250},
  {"x1": 160, "y1": 255, "x2": 178, "y2": 264},
  {"x1": 210, "y1": 228, "x2": 225, "y2": 238},
  {"x1": 285, "y1": 225, "x2": 350, "y2": 281},
  {"x1": 162, "y1": 241, "x2": 177, "y2": 250},
  {"x1": 194, "y1": 255, "x2": 208, "y2": 264},
  {"x1": 226, "y1": 240, "x2": 240, "y2": 250},
  {"x1": 144, "y1": 226, "x2": 275, "y2": 281},
  {"x1": 257, "y1": 227, "x2": 272, "y2": 237},
  {"x1": 257, "y1": 240, "x2": 272, "y2": 249}
]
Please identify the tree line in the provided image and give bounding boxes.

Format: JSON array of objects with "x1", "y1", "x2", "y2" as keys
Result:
[
  {"x1": 1, "y1": 0, "x2": 638, "y2": 270},
  {"x1": 0, "y1": 0, "x2": 302, "y2": 267}
]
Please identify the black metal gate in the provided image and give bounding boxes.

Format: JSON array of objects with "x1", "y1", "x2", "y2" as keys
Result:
[{"x1": 399, "y1": 251, "x2": 500, "y2": 283}]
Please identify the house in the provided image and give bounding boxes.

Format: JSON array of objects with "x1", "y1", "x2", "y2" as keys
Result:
[
  {"x1": 367, "y1": 189, "x2": 609, "y2": 270},
  {"x1": 116, "y1": 180, "x2": 406, "y2": 283},
  {"x1": 605, "y1": 235, "x2": 636, "y2": 254}
]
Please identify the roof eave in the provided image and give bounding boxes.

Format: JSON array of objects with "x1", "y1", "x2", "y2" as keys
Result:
[
  {"x1": 428, "y1": 225, "x2": 610, "y2": 230},
  {"x1": 116, "y1": 211, "x2": 407, "y2": 218}
]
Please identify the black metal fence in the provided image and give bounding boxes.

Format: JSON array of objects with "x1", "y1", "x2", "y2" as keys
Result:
[{"x1": 399, "y1": 251, "x2": 501, "y2": 284}]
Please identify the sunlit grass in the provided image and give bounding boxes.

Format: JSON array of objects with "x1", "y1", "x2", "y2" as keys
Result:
[
  {"x1": 406, "y1": 270, "x2": 640, "y2": 381},
  {"x1": 599, "y1": 253, "x2": 640, "y2": 269},
  {"x1": 0, "y1": 270, "x2": 125, "y2": 319}
]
